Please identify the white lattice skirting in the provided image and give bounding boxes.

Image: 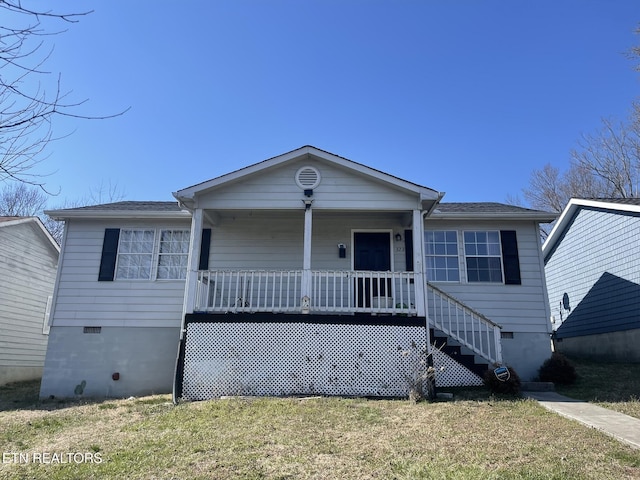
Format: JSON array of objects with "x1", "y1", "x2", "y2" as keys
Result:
[
  {"x1": 178, "y1": 318, "x2": 483, "y2": 400},
  {"x1": 432, "y1": 349, "x2": 484, "y2": 387}
]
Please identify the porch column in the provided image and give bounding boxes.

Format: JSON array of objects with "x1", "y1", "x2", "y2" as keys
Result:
[
  {"x1": 182, "y1": 207, "x2": 204, "y2": 326},
  {"x1": 412, "y1": 209, "x2": 427, "y2": 317},
  {"x1": 301, "y1": 202, "x2": 313, "y2": 313}
]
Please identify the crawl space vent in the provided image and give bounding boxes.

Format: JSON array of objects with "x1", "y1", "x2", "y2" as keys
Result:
[{"x1": 295, "y1": 166, "x2": 321, "y2": 190}]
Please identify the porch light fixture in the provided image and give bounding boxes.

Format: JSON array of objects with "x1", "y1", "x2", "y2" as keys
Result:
[
  {"x1": 304, "y1": 189, "x2": 313, "y2": 197},
  {"x1": 395, "y1": 233, "x2": 402, "y2": 242}
]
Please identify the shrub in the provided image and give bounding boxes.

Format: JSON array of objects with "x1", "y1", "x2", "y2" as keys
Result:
[
  {"x1": 538, "y1": 352, "x2": 577, "y2": 385},
  {"x1": 483, "y1": 365, "x2": 521, "y2": 395}
]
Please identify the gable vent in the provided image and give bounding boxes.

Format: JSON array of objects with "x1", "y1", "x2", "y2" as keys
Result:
[{"x1": 295, "y1": 166, "x2": 321, "y2": 190}]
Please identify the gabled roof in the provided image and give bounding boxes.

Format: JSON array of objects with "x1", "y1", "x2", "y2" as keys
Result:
[
  {"x1": 543, "y1": 198, "x2": 640, "y2": 260},
  {"x1": 45, "y1": 201, "x2": 189, "y2": 220},
  {"x1": 173, "y1": 145, "x2": 443, "y2": 206},
  {"x1": 432, "y1": 202, "x2": 557, "y2": 221},
  {"x1": 0, "y1": 216, "x2": 60, "y2": 252}
]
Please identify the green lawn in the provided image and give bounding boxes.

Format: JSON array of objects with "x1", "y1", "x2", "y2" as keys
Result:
[{"x1": 1, "y1": 376, "x2": 639, "y2": 480}]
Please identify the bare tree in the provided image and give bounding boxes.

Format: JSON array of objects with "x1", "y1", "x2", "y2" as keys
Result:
[
  {"x1": 570, "y1": 117, "x2": 640, "y2": 198},
  {"x1": 522, "y1": 108, "x2": 640, "y2": 214},
  {"x1": 518, "y1": 25, "x2": 640, "y2": 238},
  {"x1": 43, "y1": 180, "x2": 127, "y2": 244},
  {"x1": 0, "y1": 181, "x2": 46, "y2": 216},
  {"x1": 0, "y1": 180, "x2": 126, "y2": 244},
  {"x1": 0, "y1": 1, "x2": 126, "y2": 190}
]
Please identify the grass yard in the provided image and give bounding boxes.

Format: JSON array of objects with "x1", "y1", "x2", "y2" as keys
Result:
[
  {"x1": 555, "y1": 355, "x2": 640, "y2": 419},
  {"x1": 1, "y1": 378, "x2": 640, "y2": 480}
]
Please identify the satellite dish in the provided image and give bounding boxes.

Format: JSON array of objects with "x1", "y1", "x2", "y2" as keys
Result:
[{"x1": 562, "y1": 293, "x2": 571, "y2": 311}]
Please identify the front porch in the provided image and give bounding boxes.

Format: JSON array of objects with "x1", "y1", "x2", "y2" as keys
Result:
[
  {"x1": 175, "y1": 268, "x2": 504, "y2": 401},
  {"x1": 194, "y1": 269, "x2": 419, "y2": 315}
]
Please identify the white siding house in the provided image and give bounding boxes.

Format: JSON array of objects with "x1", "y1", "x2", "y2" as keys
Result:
[
  {"x1": 543, "y1": 198, "x2": 640, "y2": 361},
  {"x1": 40, "y1": 146, "x2": 556, "y2": 399},
  {"x1": 0, "y1": 217, "x2": 59, "y2": 385}
]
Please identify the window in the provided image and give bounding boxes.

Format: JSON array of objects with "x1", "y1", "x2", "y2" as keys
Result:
[
  {"x1": 463, "y1": 231, "x2": 503, "y2": 283},
  {"x1": 157, "y1": 230, "x2": 190, "y2": 279},
  {"x1": 425, "y1": 231, "x2": 460, "y2": 282},
  {"x1": 116, "y1": 229, "x2": 155, "y2": 279},
  {"x1": 114, "y1": 229, "x2": 190, "y2": 280}
]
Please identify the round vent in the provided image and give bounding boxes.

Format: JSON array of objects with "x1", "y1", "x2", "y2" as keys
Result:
[{"x1": 295, "y1": 166, "x2": 321, "y2": 189}]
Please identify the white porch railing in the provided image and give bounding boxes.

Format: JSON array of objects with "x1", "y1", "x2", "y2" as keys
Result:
[
  {"x1": 195, "y1": 270, "x2": 303, "y2": 313},
  {"x1": 426, "y1": 282, "x2": 503, "y2": 365},
  {"x1": 311, "y1": 270, "x2": 417, "y2": 315},
  {"x1": 193, "y1": 271, "x2": 502, "y2": 364},
  {"x1": 194, "y1": 270, "x2": 418, "y2": 315}
]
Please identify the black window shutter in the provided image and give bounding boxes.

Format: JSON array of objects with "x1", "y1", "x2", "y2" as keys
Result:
[
  {"x1": 500, "y1": 230, "x2": 521, "y2": 285},
  {"x1": 98, "y1": 228, "x2": 120, "y2": 281},
  {"x1": 198, "y1": 229, "x2": 211, "y2": 271},
  {"x1": 404, "y1": 229, "x2": 413, "y2": 272}
]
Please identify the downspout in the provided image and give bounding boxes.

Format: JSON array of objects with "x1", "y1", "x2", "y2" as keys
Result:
[
  {"x1": 420, "y1": 192, "x2": 445, "y2": 387},
  {"x1": 173, "y1": 197, "x2": 198, "y2": 404}
]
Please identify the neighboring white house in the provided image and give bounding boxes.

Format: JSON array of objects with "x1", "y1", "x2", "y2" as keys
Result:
[
  {"x1": 40, "y1": 146, "x2": 556, "y2": 400},
  {"x1": 0, "y1": 216, "x2": 59, "y2": 386},
  {"x1": 543, "y1": 198, "x2": 640, "y2": 362}
]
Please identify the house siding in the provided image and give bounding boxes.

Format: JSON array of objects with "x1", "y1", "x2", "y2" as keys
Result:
[
  {"x1": 206, "y1": 211, "x2": 410, "y2": 272},
  {"x1": 423, "y1": 219, "x2": 551, "y2": 379},
  {"x1": 51, "y1": 218, "x2": 191, "y2": 328},
  {"x1": 196, "y1": 159, "x2": 420, "y2": 211},
  {"x1": 545, "y1": 207, "x2": 640, "y2": 338},
  {"x1": 0, "y1": 221, "x2": 58, "y2": 385},
  {"x1": 423, "y1": 219, "x2": 550, "y2": 334}
]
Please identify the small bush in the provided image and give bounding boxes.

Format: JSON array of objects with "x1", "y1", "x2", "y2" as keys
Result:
[
  {"x1": 538, "y1": 352, "x2": 577, "y2": 385},
  {"x1": 483, "y1": 365, "x2": 521, "y2": 395}
]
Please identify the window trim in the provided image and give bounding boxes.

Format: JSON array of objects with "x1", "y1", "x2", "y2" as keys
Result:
[
  {"x1": 424, "y1": 229, "x2": 521, "y2": 285},
  {"x1": 115, "y1": 228, "x2": 156, "y2": 281},
  {"x1": 463, "y1": 230, "x2": 504, "y2": 284},
  {"x1": 156, "y1": 229, "x2": 191, "y2": 280},
  {"x1": 424, "y1": 230, "x2": 460, "y2": 282},
  {"x1": 113, "y1": 228, "x2": 190, "y2": 281}
]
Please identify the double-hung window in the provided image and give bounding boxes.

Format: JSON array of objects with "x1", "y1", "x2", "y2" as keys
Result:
[
  {"x1": 113, "y1": 229, "x2": 190, "y2": 280},
  {"x1": 463, "y1": 231, "x2": 503, "y2": 283},
  {"x1": 424, "y1": 229, "x2": 521, "y2": 285},
  {"x1": 425, "y1": 231, "x2": 460, "y2": 282},
  {"x1": 116, "y1": 229, "x2": 155, "y2": 280},
  {"x1": 157, "y1": 230, "x2": 190, "y2": 279}
]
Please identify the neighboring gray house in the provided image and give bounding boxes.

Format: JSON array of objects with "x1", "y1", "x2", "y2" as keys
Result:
[
  {"x1": 543, "y1": 198, "x2": 640, "y2": 362},
  {"x1": 40, "y1": 146, "x2": 556, "y2": 400},
  {"x1": 0, "y1": 216, "x2": 59, "y2": 385}
]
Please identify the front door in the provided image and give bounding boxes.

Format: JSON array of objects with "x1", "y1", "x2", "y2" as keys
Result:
[{"x1": 354, "y1": 232, "x2": 391, "y2": 308}]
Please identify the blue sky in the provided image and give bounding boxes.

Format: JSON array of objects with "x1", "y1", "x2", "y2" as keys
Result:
[{"x1": 27, "y1": 1, "x2": 640, "y2": 206}]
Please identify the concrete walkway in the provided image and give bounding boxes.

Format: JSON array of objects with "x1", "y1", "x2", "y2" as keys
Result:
[{"x1": 524, "y1": 391, "x2": 640, "y2": 450}]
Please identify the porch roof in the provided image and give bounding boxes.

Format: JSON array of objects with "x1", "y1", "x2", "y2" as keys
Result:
[{"x1": 173, "y1": 145, "x2": 443, "y2": 208}]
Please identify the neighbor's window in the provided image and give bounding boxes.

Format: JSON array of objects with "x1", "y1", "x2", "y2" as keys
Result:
[
  {"x1": 425, "y1": 230, "x2": 460, "y2": 282},
  {"x1": 116, "y1": 229, "x2": 155, "y2": 279},
  {"x1": 463, "y1": 231, "x2": 503, "y2": 283},
  {"x1": 157, "y1": 230, "x2": 190, "y2": 279}
]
